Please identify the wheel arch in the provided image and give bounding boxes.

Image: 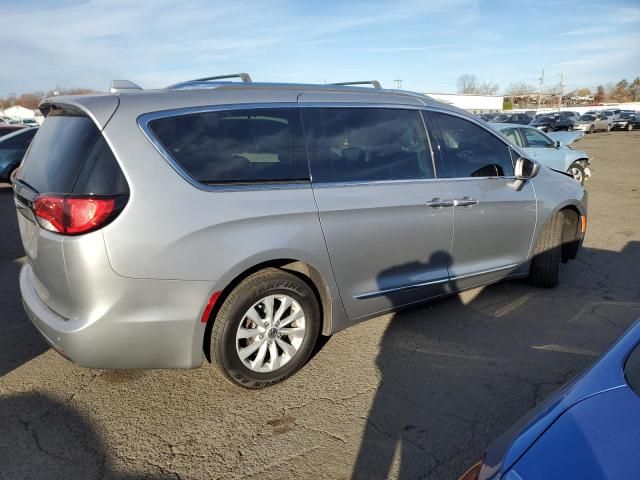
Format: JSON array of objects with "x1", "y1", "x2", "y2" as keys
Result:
[{"x1": 202, "y1": 258, "x2": 334, "y2": 363}]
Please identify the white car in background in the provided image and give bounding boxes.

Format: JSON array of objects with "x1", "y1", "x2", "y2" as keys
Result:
[{"x1": 573, "y1": 113, "x2": 611, "y2": 134}]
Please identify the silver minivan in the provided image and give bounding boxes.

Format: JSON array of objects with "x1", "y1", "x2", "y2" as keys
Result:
[{"x1": 14, "y1": 75, "x2": 587, "y2": 388}]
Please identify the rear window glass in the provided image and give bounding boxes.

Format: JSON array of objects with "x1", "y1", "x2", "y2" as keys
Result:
[
  {"x1": 625, "y1": 341, "x2": 640, "y2": 396},
  {"x1": 148, "y1": 108, "x2": 309, "y2": 184},
  {"x1": 19, "y1": 113, "x2": 99, "y2": 194},
  {"x1": 302, "y1": 108, "x2": 434, "y2": 183}
]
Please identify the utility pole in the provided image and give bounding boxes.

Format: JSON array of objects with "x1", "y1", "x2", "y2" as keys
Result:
[
  {"x1": 558, "y1": 73, "x2": 564, "y2": 108},
  {"x1": 394, "y1": 79, "x2": 402, "y2": 89},
  {"x1": 537, "y1": 69, "x2": 544, "y2": 109}
]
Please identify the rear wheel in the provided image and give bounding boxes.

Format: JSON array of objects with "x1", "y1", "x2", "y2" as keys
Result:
[
  {"x1": 210, "y1": 268, "x2": 320, "y2": 388},
  {"x1": 529, "y1": 212, "x2": 564, "y2": 288},
  {"x1": 568, "y1": 162, "x2": 586, "y2": 186}
]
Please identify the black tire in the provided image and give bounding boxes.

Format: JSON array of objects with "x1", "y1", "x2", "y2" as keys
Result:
[
  {"x1": 529, "y1": 212, "x2": 564, "y2": 288},
  {"x1": 211, "y1": 268, "x2": 320, "y2": 388},
  {"x1": 568, "y1": 162, "x2": 586, "y2": 186},
  {"x1": 588, "y1": 125, "x2": 595, "y2": 134},
  {"x1": 627, "y1": 123, "x2": 633, "y2": 131}
]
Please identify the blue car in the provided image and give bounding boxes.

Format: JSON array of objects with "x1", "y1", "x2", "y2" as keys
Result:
[
  {"x1": 460, "y1": 318, "x2": 640, "y2": 480},
  {"x1": 0, "y1": 127, "x2": 38, "y2": 183},
  {"x1": 492, "y1": 123, "x2": 591, "y2": 185}
]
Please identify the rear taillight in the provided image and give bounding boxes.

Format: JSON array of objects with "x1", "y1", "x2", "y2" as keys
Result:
[{"x1": 33, "y1": 195, "x2": 124, "y2": 235}]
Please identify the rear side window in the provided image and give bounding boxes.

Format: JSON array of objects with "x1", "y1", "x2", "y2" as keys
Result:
[
  {"x1": 18, "y1": 108, "x2": 127, "y2": 195},
  {"x1": 302, "y1": 108, "x2": 433, "y2": 183},
  {"x1": 148, "y1": 108, "x2": 309, "y2": 184},
  {"x1": 429, "y1": 112, "x2": 514, "y2": 178}
]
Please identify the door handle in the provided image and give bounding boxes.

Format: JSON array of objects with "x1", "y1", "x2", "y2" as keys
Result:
[
  {"x1": 453, "y1": 197, "x2": 478, "y2": 207},
  {"x1": 426, "y1": 198, "x2": 454, "y2": 208}
]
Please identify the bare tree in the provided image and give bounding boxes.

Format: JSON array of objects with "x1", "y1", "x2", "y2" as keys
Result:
[
  {"x1": 505, "y1": 82, "x2": 536, "y2": 96},
  {"x1": 457, "y1": 74, "x2": 478, "y2": 94},
  {"x1": 609, "y1": 79, "x2": 630, "y2": 102},
  {"x1": 594, "y1": 85, "x2": 606, "y2": 104},
  {"x1": 630, "y1": 77, "x2": 640, "y2": 102},
  {"x1": 478, "y1": 81, "x2": 499, "y2": 95}
]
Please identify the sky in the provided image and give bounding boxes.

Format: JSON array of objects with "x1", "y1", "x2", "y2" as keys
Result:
[{"x1": 1, "y1": 0, "x2": 639, "y2": 95}]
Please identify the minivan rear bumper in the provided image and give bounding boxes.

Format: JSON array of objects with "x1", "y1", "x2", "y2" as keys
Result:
[{"x1": 20, "y1": 263, "x2": 210, "y2": 369}]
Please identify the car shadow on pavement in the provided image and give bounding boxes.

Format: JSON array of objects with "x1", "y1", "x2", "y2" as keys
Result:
[
  {"x1": 0, "y1": 185, "x2": 48, "y2": 377},
  {"x1": 353, "y1": 242, "x2": 640, "y2": 479},
  {"x1": 0, "y1": 392, "x2": 178, "y2": 480}
]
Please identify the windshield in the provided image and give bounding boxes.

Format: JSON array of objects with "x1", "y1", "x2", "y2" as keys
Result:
[
  {"x1": 534, "y1": 116, "x2": 554, "y2": 122},
  {"x1": 619, "y1": 113, "x2": 635, "y2": 119},
  {"x1": 491, "y1": 114, "x2": 510, "y2": 122},
  {"x1": 578, "y1": 115, "x2": 595, "y2": 121}
]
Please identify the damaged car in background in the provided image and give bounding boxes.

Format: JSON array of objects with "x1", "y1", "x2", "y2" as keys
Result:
[{"x1": 492, "y1": 124, "x2": 591, "y2": 185}]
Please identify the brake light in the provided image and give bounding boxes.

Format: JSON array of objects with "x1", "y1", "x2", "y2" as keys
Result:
[{"x1": 33, "y1": 195, "x2": 119, "y2": 235}]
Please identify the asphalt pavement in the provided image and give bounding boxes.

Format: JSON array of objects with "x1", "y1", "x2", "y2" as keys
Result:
[{"x1": 1, "y1": 131, "x2": 639, "y2": 480}]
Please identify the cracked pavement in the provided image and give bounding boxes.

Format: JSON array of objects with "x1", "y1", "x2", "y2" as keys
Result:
[{"x1": 1, "y1": 131, "x2": 639, "y2": 479}]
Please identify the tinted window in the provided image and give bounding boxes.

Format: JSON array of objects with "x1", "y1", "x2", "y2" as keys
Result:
[
  {"x1": 19, "y1": 113, "x2": 101, "y2": 193},
  {"x1": 302, "y1": 108, "x2": 433, "y2": 183},
  {"x1": 430, "y1": 112, "x2": 514, "y2": 178},
  {"x1": 522, "y1": 128, "x2": 553, "y2": 147},
  {"x1": 18, "y1": 110, "x2": 127, "y2": 195},
  {"x1": 0, "y1": 128, "x2": 37, "y2": 149},
  {"x1": 625, "y1": 342, "x2": 640, "y2": 396},
  {"x1": 149, "y1": 109, "x2": 308, "y2": 184},
  {"x1": 72, "y1": 136, "x2": 129, "y2": 195}
]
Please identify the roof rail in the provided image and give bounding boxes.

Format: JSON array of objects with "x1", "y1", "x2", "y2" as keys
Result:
[
  {"x1": 331, "y1": 80, "x2": 382, "y2": 89},
  {"x1": 109, "y1": 80, "x2": 143, "y2": 93},
  {"x1": 190, "y1": 73, "x2": 252, "y2": 83},
  {"x1": 166, "y1": 73, "x2": 253, "y2": 90}
]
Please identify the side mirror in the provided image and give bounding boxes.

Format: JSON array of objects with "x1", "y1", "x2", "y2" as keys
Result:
[
  {"x1": 511, "y1": 157, "x2": 539, "y2": 190},
  {"x1": 554, "y1": 140, "x2": 561, "y2": 148}
]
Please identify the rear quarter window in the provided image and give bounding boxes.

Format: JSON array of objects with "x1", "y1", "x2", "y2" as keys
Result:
[{"x1": 147, "y1": 108, "x2": 309, "y2": 185}]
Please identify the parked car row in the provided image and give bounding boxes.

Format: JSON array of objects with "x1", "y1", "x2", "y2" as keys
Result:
[{"x1": 479, "y1": 109, "x2": 640, "y2": 133}]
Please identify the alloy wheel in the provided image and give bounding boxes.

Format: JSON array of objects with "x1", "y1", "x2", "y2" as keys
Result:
[{"x1": 235, "y1": 294, "x2": 306, "y2": 373}]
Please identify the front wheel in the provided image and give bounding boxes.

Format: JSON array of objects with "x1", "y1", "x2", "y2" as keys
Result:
[
  {"x1": 568, "y1": 162, "x2": 586, "y2": 186},
  {"x1": 606, "y1": 124, "x2": 612, "y2": 131},
  {"x1": 588, "y1": 125, "x2": 595, "y2": 134},
  {"x1": 529, "y1": 212, "x2": 564, "y2": 288},
  {"x1": 210, "y1": 268, "x2": 320, "y2": 388},
  {"x1": 627, "y1": 123, "x2": 634, "y2": 131}
]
